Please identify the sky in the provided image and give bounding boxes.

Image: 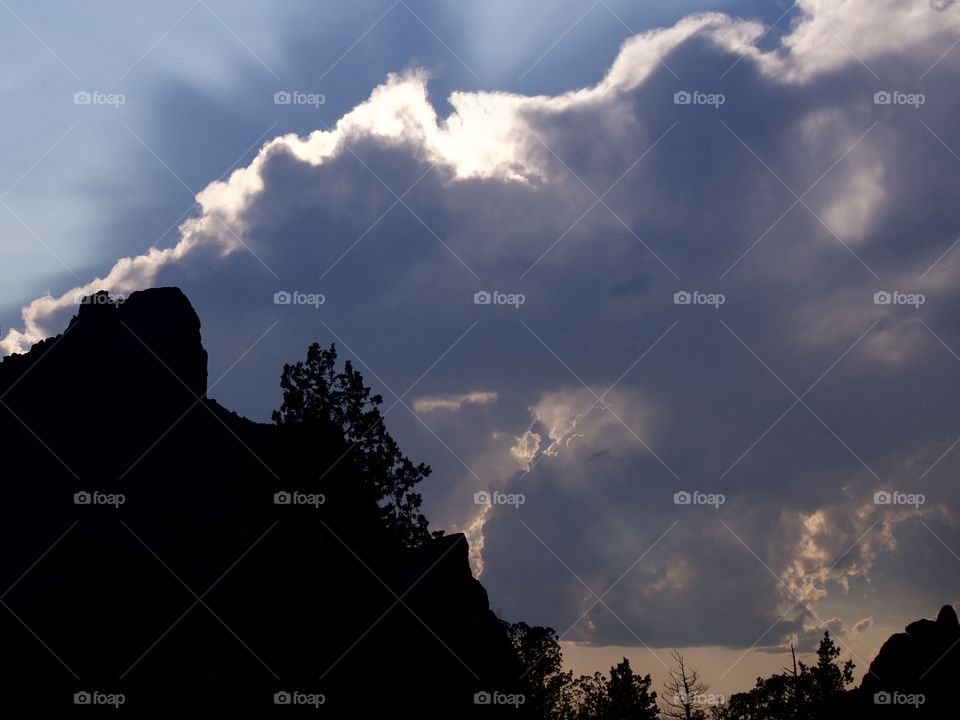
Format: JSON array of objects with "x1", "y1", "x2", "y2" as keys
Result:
[{"x1": 3, "y1": 0, "x2": 960, "y2": 698}]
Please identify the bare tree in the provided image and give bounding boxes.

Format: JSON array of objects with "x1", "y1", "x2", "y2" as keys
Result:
[
  {"x1": 785, "y1": 643, "x2": 802, "y2": 715},
  {"x1": 662, "y1": 650, "x2": 710, "y2": 720}
]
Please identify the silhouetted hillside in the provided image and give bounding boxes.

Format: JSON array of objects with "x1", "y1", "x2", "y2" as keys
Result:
[{"x1": 0, "y1": 288, "x2": 525, "y2": 718}]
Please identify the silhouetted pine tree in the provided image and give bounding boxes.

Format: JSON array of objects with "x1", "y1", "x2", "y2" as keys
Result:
[
  {"x1": 504, "y1": 621, "x2": 574, "y2": 719},
  {"x1": 273, "y1": 342, "x2": 433, "y2": 546}
]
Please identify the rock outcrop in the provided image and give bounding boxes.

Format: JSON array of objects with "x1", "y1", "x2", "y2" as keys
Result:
[
  {"x1": 854, "y1": 604, "x2": 960, "y2": 717},
  {"x1": 0, "y1": 288, "x2": 525, "y2": 718}
]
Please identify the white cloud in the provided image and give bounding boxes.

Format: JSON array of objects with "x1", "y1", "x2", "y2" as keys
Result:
[
  {"x1": 413, "y1": 391, "x2": 497, "y2": 413},
  {"x1": 777, "y1": 0, "x2": 960, "y2": 82},
  {"x1": 789, "y1": 616, "x2": 845, "y2": 653},
  {"x1": 6, "y1": 2, "x2": 956, "y2": 354}
]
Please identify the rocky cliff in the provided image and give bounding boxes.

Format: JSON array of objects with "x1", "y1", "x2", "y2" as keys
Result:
[{"x1": 0, "y1": 288, "x2": 525, "y2": 718}]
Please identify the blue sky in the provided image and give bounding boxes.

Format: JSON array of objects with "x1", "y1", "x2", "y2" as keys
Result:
[{"x1": 3, "y1": 0, "x2": 960, "y2": 697}]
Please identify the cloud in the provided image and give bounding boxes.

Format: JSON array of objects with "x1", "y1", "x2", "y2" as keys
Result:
[
  {"x1": 413, "y1": 391, "x2": 497, "y2": 413},
  {"x1": 774, "y1": 0, "x2": 960, "y2": 81},
  {"x1": 8, "y1": 3, "x2": 960, "y2": 357},
  {"x1": 790, "y1": 616, "x2": 845, "y2": 653},
  {"x1": 4, "y1": 1, "x2": 960, "y2": 652},
  {"x1": 854, "y1": 616, "x2": 874, "y2": 633}
]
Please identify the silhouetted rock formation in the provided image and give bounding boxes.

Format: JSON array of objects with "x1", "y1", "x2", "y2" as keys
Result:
[
  {"x1": 0, "y1": 288, "x2": 526, "y2": 718},
  {"x1": 853, "y1": 604, "x2": 960, "y2": 717}
]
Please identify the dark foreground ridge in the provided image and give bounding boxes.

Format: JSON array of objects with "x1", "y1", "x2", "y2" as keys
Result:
[{"x1": 0, "y1": 288, "x2": 524, "y2": 718}]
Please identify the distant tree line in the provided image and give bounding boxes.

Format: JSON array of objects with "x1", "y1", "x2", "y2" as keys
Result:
[{"x1": 504, "y1": 621, "x2": 855, "y2": 720}]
